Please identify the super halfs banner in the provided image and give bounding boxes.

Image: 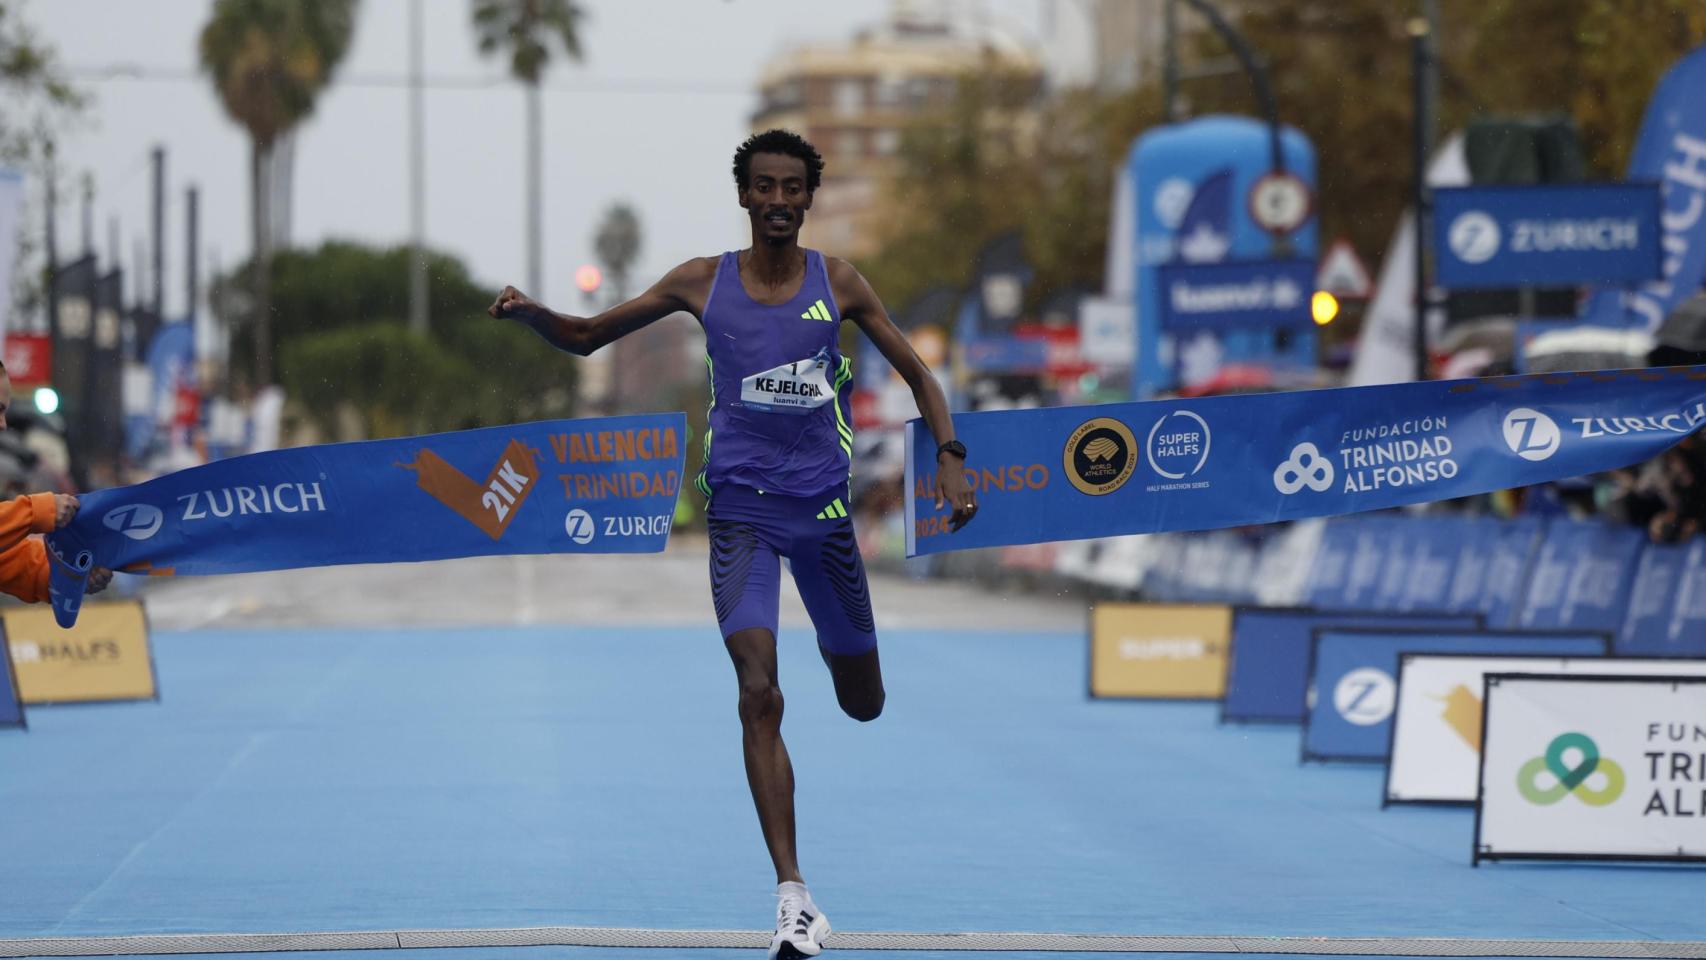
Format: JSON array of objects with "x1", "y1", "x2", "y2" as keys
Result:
[
  {"x1": 905, "y1": 367, "x2": 1706, "y2": 557},
  {"x1": 45, "y1": 413, "x2": 688, "y2": 626}
]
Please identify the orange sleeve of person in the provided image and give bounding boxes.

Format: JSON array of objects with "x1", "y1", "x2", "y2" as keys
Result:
[
  {"x1": 0, "y1": 537, "x2": 52, "y2": 604},
  {"x1": 0, "y1": 494, "x2": 58, "y2": 550}
]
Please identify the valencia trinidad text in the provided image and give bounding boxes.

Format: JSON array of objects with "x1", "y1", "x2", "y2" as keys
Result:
[{"x1": 550, "y1": 426, "x2": 681, "y2": 501}]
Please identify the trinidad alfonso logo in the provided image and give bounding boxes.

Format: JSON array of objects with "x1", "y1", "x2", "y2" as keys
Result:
[
  {"x1": 1518, "y1": 732, "x2": 1624, "y2": 806},
  {"x1": 1273, "y1": 442, "x2": 1334, "y2": 494}
]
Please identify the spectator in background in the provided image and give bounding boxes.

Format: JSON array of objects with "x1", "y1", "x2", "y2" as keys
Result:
[
  {"x1": 1647, "y1": 433, "x2": 1706, "y2": 544},
  {"x1": 1599, "y1": 464, "x2": 1667, "y2": 531},
  {"x1": 0, "y1": 364, "x2": 111, "y2": 603},
  {"x1": 1597, "y1": 432, "x2": 1706, "y2": 544}
]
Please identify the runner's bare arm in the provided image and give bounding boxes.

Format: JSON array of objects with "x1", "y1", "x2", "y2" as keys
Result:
[
  {"x1": 830, "y1": 258, "x2": 978, "y2": 530},
  {"x1": 488, "y1": 258, "x2": 717, "y2": 356}
]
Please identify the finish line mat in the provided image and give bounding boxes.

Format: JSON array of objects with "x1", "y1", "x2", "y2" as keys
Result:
[{"x1": 4, "y1": 927, "x2": 1704, "y2": 958}]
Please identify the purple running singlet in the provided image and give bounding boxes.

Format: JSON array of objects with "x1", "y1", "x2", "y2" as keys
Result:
[
  {"x1": 695, "y1": 249, "x2": 853, "y2": 500},
  {"x1": 698, "y1": 250, "x2": 875, "y2": 654}
]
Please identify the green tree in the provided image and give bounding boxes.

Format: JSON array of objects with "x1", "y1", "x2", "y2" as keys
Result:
[
  {"x1": 859, "y1": 66, "x2": 1041, "y2": 314},
  {"x1": 1, "y1": 0, "x2": 85, "y2": 321},
  {"x1": 859, "y1": 66, "x2": 1159, "y2": 318},
  {"x1": 594, "y1": 201, "x2": 640, "y2": 303},
  {"x1": 860, "y1": 0, "x2": 1706, "y2": 361},
  {"x1": 1185, "y1": 0, "x2": 1706, "y2": 279},
  {"x1": 281, "y1": 322, "x2": 476, "y2": 438},
  {"x1": 1460, "y1": 0, "x2": 1706, "y2": 176},
  {"x1": 1020, "y1": 84, "x2": 1167, "y2": 304},
  {"x1": 472, "y1": 0, "x2": 586, "y2": 296},
  {"x1": 217, "y1": 240, "x2": 576, "y2": 438},
  {"x1": 1183, "y1": 1, "x2": 1427, "y2": 273},
  {"x1": 199, "y1": 0, "x2": 358, "y2": 386}
]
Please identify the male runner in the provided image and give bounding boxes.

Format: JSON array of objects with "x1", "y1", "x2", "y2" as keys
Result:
[{"x1": 490, "y1": 129, "x2": 976, "y2": 959}]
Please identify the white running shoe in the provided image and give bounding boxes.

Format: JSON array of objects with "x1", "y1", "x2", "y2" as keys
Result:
[{"x1": 768, "y1": 889, "x2": 830, "y2": 960}]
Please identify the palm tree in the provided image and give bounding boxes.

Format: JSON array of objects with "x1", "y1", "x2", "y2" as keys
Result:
[
  {"x1": 594, "y1": 201, "x2": 640, "y2": 409},
  {"x1": 199, "y1": 0, "x2": 357, "y2": 385},
  {"x1": 594, "y1": 202, "x2": 640, "y2": 304},
  {"x1": 472, "y1": 0, "x2": 585, "y2": 296}
]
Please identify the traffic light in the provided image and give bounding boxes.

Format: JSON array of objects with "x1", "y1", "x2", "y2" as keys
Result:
[
  {"x1": 1311, "y1": 291, "x2": 1340, "y2": 326},
  {"x1": 575, "y1": 264, "x2": 603, "y2": 294}
]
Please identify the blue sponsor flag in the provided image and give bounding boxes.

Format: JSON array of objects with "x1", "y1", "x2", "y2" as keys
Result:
[
  {"x1": 1443, "y1": 518, "x2": 1499, "y2": 613},
  {"x1": 906, "y1": 367, "x2": 1706, "y2": 557},
  {"x1": 1173, "y1": 168, "x2": 1233, "y2": 263},
  {"x1": 1371, "y1": 518, "x2": 1422, "y2": 611},
  {"x1": 1621, "y1": 539, "x2": 1706, "y2": 656},
  {"x1": 1475, "y1": 516, "x2": 1546, "y2": 627},
  {"x1": 1621, "y1": 542, "x2": 1689, "y2": 654},
  {"x1": 961, "y1": 337, "x2": 1049, "y2": 374},
  {"x1": 1303, "y1": 518, "x2": 1362, "y2": 610},
  {"x1": 1397, "y1": 516, "x2": 1465, "y2": 611},
  {"x1": 1338, "y1": 517, "x2": 1398, "y2": 612},
  {"x1": 0, "y1": 635, "x2": 22, "y2": 728},
  {"x1": 46, "y1": 414, "x2": 687, "y2": 627},
  {"x1": 1433, "y1": 184, "x2": 1662, "y2": 290},
  {"x1": 1582, "y1": 44, "x2": 1706, "y2": 331},
  {"x1": 1516, "y1": 520, "x2": 1644, "y2": 633},
  {"x1": 1130, "y1": 117, "x2": 1319, "y2": 397},
  {"x1": 1301, "y1": 629, "x2": 1608, "y2": 762},
  {"x1": 1156, "y1": 259, "x2": 1317, "y2": 332},
  {"x1": 1173, "y1": 530, "x2": 1259, "y2": 603},
  {"x1": 1220, "y1": 609, "x2": 1480, "y2": 724}
]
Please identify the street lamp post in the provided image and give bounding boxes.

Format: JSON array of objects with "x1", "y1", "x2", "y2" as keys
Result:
[{"x1": 1409, "y1": 17, "x2": 1434, "y2": 382}]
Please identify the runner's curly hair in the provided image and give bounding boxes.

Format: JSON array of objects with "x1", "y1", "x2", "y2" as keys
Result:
[{"x1": 732, "y1": 129, "x2": 824, "y2": 194}]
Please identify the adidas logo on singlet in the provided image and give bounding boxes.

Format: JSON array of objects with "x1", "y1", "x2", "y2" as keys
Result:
[
  {"x1": 801, "y1": 299, "x2": 833, "y2": 322},
  {"x1": 815, "y1": 497, "x2": 848, "y2": 520}
]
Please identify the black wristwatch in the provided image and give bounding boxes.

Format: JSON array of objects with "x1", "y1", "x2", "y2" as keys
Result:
[{"x1": 937, "y1": 440, "x2": 967, "y2": 462}]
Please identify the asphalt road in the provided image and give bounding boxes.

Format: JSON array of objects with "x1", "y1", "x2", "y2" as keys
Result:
[{"x1": 138, "y1": 534, "x2": 1086, "y2": 633}]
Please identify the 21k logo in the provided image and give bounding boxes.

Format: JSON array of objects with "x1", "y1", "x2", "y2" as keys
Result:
[{"x1": 399, "y1": 438, "x2": 541, "y2": 540}]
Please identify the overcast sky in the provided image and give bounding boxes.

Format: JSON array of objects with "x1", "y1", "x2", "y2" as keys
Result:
[{"x1": 28, "y1": 0, "x2": 1087, "y2": 326}]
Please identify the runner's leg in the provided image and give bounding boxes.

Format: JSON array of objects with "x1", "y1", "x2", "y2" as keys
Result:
[
  {"x1": 726, "y1": 627, "x2": 802, "y2": 884},
  {"x1": 710, "y1": 514, "x2": 801, "y2": 883},
  {"x1": 791, "y1": 505, "x2": 884, "y2": 721}
]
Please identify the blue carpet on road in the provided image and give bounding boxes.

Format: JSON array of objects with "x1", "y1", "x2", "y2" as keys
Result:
[{"x1": 2, "y1": 622, "x2": 1701, "y2": 959}]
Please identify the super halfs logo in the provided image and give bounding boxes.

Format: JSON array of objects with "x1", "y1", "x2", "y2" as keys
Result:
[{"x1": 400, "y1": 438, "x2": 540, "y2": 540}]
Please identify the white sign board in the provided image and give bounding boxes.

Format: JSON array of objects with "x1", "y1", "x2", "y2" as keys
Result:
[
  {"x1": 1316, "y1": 239, "x2": 1373, "y2": 299},
  {"x1": 1248, "y1": 171, "x2": 1312, "y2": 234},
  {"x1": 1386, "y1": 655, "x2": 1706, "y2": 806},
  {"x1": 1476, "y1": 674, "x2": 1706, "y2": 864},
  {"x1": 1078, "y1": 296, "x2": 1135, "y2": 365}
]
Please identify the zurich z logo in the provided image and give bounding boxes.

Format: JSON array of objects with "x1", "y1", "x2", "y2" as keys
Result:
[
  {"x1": 103, "y1": 504, "x2": 164, "y2": 541},
  {"x1": 1501, "y1": 408, "x2": 1560, "y2": 462},
  {"x1": 564, "y1": 508, "x2": 595, "y2": 545}
]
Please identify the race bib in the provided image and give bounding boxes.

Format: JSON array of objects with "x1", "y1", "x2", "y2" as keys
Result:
[{"x1": 740, "y1": 353, "x2": 834, "y2": 414}]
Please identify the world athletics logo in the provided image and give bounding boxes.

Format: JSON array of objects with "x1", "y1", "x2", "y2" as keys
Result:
[
  {"x1": 1063, "y1": 417, "x2": 1137, "y2": 496},
  {"x1": 1518, "y1": 732, "x2": 1625, "y2": 806}
]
